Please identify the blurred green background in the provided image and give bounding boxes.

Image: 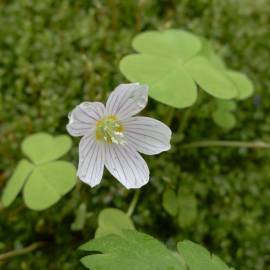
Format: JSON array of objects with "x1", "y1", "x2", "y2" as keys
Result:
[{"x1": 0, "y1": 0, "x2": 269, "y2": 269}]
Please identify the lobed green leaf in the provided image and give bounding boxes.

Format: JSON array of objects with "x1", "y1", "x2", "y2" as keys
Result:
[
  {"x1": 120, "y1": 29, "x2": 251, "y2": 109},
  {"x1": 227, "y1": 71, "x2": 254, "y2": 100},
  {"x1": 80, "y1": 230, "x2": 185, "y2": 270},
  {"x1": 185, "y1": 56, "x2": 237, "y2": 99},
  {"x1": 212, "y1": 100, "x2": 237, "y2": 129},
  {"x1": 23, "y1": 161, "x2": 76, "y2": 210},
  {"x1": 1, "y1": 159, "x2": 34, "y2": 207},
  {"x1": 22, "y1": 133, "x2": 72, "y2": 165},
  {"x1": 178, "y1": 240, "x2": 234, "y2": 270},
  {"x1": 133, "y1": 30, "x2": 201, "y2": 60},
  {"x1": 95, "y1": 208, "x2": 135, "y2": 238}
]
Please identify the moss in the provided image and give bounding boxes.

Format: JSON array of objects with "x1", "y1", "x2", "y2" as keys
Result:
[{"x1": 0, "y1": 0, "x2": 270, "y2": 269}]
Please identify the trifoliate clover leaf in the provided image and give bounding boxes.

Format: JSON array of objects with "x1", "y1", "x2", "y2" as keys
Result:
[
  {"x1": 120, "y1": 29, "x2": 239, "y2": 108},
  {"x1": 95, "y1": 208, "x2": 135, "y2": 238},
  {"x1": 80, "y1": 230, "x2": 185, "y2": 270},
  {"x1": 212, "y1": 100, "x2": 237, "y2": 129},
  {"x1": 1, "y1": 133, "x2": 76, "y2": 210},
  {"x1": 22, "y1": 133, "x2": 72, "y2": 165},
  {"x1": 178, "y1": 240, "x2": 235, "y2": 270}
]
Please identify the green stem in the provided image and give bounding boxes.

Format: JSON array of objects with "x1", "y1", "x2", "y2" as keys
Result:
[
  {"x1": 177, "y1": 89, "x2": 205, "y2": 138},
  {"x1": 181, "y1": 140, "x2": 270, "y2": 149},
  {"x1": 165, "y1": 107, "x2": 175, "y2": 126},
  {"x1": 0, "y1": 242, "x2": 46, "y2": 261},
  {"x1": 178, "y1": 107, "x2": 193, "y2": 136},
  {"x1": 127, "y1": 190, "x2": 140, "y2": 217}
]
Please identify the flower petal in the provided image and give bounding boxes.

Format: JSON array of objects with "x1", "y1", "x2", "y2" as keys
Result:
[
  {"x1": 122, "y1": 117, "x2": 172, "y2": 155},
  {"x1": 106, "y1": 83, "x2": 148, "y2": 120},
  {"x1": 105, "y1": 144, "x2": 149, "y2": 189},
  {"x1": 77, "y1": 135, "x2": 105, "y2": 187},
  {"x1": 67, "y1": 102, "x2": 105, "y2": 137}
]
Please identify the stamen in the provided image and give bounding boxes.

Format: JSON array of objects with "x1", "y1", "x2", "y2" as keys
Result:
[{"x1": 96, "y1": 115, "x2": 125, "y2": 144}]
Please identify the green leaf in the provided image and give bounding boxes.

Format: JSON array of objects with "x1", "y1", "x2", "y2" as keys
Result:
[
  {"x1": 120, "y1": 54, "x2": 197, "y2": 108},
  {"x1": 23, "y1": 161, "x2": 76, "y2": 210},
  {"x1": 186, "y1": 56, "x2": 237, "y2": 99},
  {"x1": 227, "y1": 70, "x2": 254, "y2": 99},
  {"x1": 212, "y1": 110, "x2": 236, "y2": 129},
  {"x1": 95, "y1": 208, "x2": 135, "y2": 238},
  {"x1": 177, "y1": 192, "x2": 198, "y2": 228},
  {"x1": 80, "y1": 230, "x2": 185, "y2": 270},
  {"x1": 162, "y1": 189, "x2": 178, "y2": 216},
  {"x1": 178, "y1": 240, "x2": 234, "y2": 270},
  {"x1": 120, "y1": 29, "x2": 240, "y2": 108},
  {"x1": 212, "y1": 100, "x2": 237, "y2": 129},
  {"x1": 133, "y1": 29, "x2": 201, "y2": 60},
  {"x1": 22, "y1": 133, "x2": 72, "y2": 165},
  {"x1": 2, "y1": 133, "x2": 75, "y2": 210},
  {"x1": 1, "y1": 159, "x2": 34, "y2": 207},
  {"x1": 199, "y1": 40, "x2": 254, "y2": 100},
  {"x1": 198, "y1": 39, "x2": 226, "y2": 70}
]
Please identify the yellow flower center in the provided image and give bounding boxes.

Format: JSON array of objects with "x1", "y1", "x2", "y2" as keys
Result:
[{"x1": 96, "y1": 115, "x2": 125, "y2": 144}]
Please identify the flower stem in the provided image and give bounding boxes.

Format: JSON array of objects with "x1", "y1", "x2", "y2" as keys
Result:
[
  {"x1": 180, "y1": 140, "x2": 270, "y2": 149},
  {"x1": 0, "y1": 242, "x2": 46, "y2": 261},
  {"x1": 127, "y1": 190, "x2": 140, "y2": 217}
]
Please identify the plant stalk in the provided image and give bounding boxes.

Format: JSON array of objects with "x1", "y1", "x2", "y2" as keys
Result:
[
  {"x1": 180, "y1": 140, "x2": 270, "y2": 149},
  {"x1": 127, "y1": 190, "x2": 140, "y2": 217},
  {"x1": 0, "y1": 242, "x2": 46, "y2": 261}
]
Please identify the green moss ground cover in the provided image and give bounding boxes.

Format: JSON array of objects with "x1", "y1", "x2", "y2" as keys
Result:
[{"x1": 0, "y1": 0, "x2": 270, "y2": 269}]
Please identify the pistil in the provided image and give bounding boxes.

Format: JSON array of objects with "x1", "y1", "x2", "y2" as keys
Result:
[{"x1": 96, "y1": 115, "x2": 125, "y2": 144}]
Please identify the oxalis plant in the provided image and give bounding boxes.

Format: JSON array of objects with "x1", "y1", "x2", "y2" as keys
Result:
[{"x1": 0, "y1": 29, "x2": 266, "y2": 269}]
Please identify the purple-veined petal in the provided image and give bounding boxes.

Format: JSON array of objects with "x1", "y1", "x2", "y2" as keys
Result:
[
  {"x1": 122, "y1": 116, "x2": 172, "y2": 155},
  {"x1": 77, "y1": 135, "x2": 105, "y2": 187},
  {"x1": 66, "y1": 102, "x2": 105, "y2": 137},
  {"x1": 104, "y1": 143, "x2": 149, "y2": 189},
  {"x1": 105, "y1": 83, "x2": 148, "y2": 120}
]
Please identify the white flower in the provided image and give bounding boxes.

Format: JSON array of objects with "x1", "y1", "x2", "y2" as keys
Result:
[{"x1": 66, "y1": 83, "x2": 172, "y2": 189}]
